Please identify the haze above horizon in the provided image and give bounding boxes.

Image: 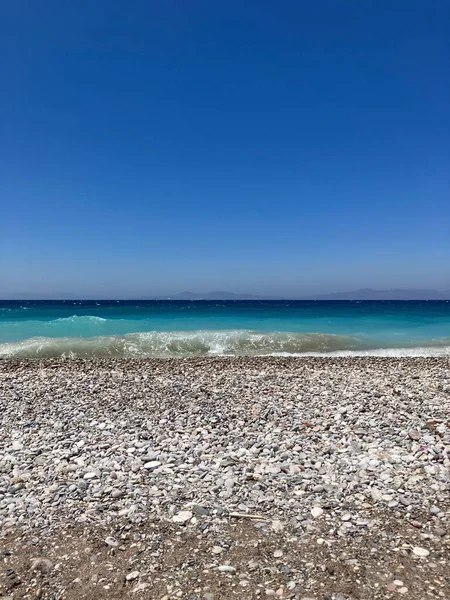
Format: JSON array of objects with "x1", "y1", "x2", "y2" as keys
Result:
[
  {"x1": 2, "y1": 288, "x2": 449, "y2": 301},
  {"x1": 2, "y1": 1, "x2": 449, "y2": 297}
]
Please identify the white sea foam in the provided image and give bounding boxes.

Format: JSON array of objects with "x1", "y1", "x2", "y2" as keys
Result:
[
  {"x1": 0, "y1": 330, "x2": 449, "y2": 359},
  {"x1": 52, "y1": 315, "x2": 107, "y2": 324},
  {"x1": 272, "y1": 346, "x2": 450, "y2": 358}
]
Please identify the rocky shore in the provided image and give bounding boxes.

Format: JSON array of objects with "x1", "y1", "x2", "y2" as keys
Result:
[{"x1": 0, "y1": 357, "x2": 449, "y2": 599}]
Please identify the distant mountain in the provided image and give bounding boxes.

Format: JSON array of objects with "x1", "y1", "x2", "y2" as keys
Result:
[
  {"x1": 169, "y1": 291, "x2": 264, "y2": 300},
  {"x1": 5, "y1": 288, "x2": 448, "y2": 301},
  {"x1": 308, "y1": 288, "x2": 447, "y2": 300},
  {"x1": 141, "y1": 288, "x2": 449, "y2": 301}
]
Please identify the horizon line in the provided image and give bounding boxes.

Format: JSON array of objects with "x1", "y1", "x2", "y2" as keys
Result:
[{"x1": 1, "y1": 298, "x2": 449, "y2": 302}]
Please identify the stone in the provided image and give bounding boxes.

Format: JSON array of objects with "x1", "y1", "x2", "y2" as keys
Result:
[
  {"x1": 143, "y1": 461, "x2": 161, "y2": 470},
  {"x1": 217, "y1": 565, "x2": 236, "y2": 573},
  {"x1": 412, "y1": 546, "x2": 430, "y2": 557},
  {"x1": 370, "y1": 488, "x2": 382, "y2": 502},
  {"x1": 126, "y1": 571, "x2": 140, "y2": 581},
  {"x1": 192, "y1": 505, "x2": 210, "y2": 516},
  {"x1": 30, "y1": 558, "x2": 53, "y2": 574},
  {"x1": 132, "y1": 583, "x2": 149, "y2": 593},
  {"x1": 341, "y1": 513, "x2": 351, "y2": 521},
  {"x1": 271, "y1": 519, "x2": 284, "y2": 532},
  {"x1": 172, "y1": 510, "x2": 193, "y2": 524},
  {"x1": 409, "y1": 520, "x2": 422, "y2": 529},
  {"x1": 1, "y1": 356, "x2": 449, "y2": 595},
  {"x1": 399, "y1": 495, "x2": 412, "y2": 506}
]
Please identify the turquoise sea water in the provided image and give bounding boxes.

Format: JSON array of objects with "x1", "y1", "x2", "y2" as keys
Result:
[{"x1": 0, "y1": 300, "x2": 450, "y2": 358}]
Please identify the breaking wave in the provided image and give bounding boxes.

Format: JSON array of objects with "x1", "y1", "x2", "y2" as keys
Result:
[
  {"x1": 0, "y1": 330, "x2": 450, "y2": 359},
  {"x1": 52, "y1": 315, "x2": 108, "y2": 324}
]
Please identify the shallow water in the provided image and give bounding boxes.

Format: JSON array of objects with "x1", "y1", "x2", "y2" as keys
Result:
[{"x1": 1, "y1": 300, "x2": 449, "y2": 358}]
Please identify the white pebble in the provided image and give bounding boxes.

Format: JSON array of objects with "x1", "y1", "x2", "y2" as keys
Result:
[{"x1": 172, "y1": 510, "x2": 192, "y2": 524}]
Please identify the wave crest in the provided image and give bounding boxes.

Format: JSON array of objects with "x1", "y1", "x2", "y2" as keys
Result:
[
  {"x1": 1, "y1": 330, "x2": 450, "y2": 359},
  {"x1": 0, "y1": 330, "x2": 362, "y2": 358},
  {"x1": 53, "y1": 315, "x2": 107, "y2": 324}
]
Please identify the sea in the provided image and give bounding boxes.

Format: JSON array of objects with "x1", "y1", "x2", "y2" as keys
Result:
[{"x1": 0, "y1": 300, "x2": 449, "y2": 359}]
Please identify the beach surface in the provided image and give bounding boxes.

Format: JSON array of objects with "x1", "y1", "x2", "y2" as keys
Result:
[{"x1": 0, "y1": 357, "x2": 449, "y2": 599}]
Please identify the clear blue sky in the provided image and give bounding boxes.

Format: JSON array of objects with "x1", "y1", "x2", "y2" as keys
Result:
[{"x1": 1, "y1": 1, "x2": 449, "y2": 298}]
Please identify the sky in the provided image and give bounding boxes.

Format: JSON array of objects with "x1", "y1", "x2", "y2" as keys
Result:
[{"x1": 1, "y1": 1, "x2": 449, "y2": 298}]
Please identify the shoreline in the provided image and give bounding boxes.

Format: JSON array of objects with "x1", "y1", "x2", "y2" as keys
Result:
[
  {"x1": 2, "y1": 330, "x2": 450, "y2": 360},
  {"x1": 1, "y1": 357, "x2": 449, "y2": 599},
  {"x1": 1, "y1": 354, "x2": 450, "y2": 364}
]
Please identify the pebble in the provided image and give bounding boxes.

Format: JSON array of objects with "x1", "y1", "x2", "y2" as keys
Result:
[
  {"x1": 370, "y1": 488, "x2": 382, "y2": 502},
  {"x1": 192, "y1": 505, "x2": 210, "y2": 516},
  {"x1": 217, "y1": 565, "x2": 236, "y2": 573},
  {"x1": 173, "y1": 510, "x2": 193, "y2": 524},
  {"x1": 143, "y1": 461, "x2": 161, "y2": 470},
  {"x1": 30, "y1": 558, "x2": 53, "y2": 574},
  {"x1": 132, "y1": 583, "x2": 149, "y2": 592},
  {"x1": 271, "y1": 520, "x2": 284, "y2": 532},
  {"x1": 409, "y1": 520, "x2": 422, "y2": 529},
  {"x1": 125, "y1": 571, "x2": 140, "y2": 581},
  {"x1": 341, "y1": 513, "x2": 351, "y2": 521},
  {"x1": 0, "y1": 357, "x2": 448, "y2": 596}
]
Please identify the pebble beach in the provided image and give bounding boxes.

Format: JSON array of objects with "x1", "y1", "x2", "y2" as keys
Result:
[{"x1": 0, "y1": 357, "x2": 449, "y2": 599}]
